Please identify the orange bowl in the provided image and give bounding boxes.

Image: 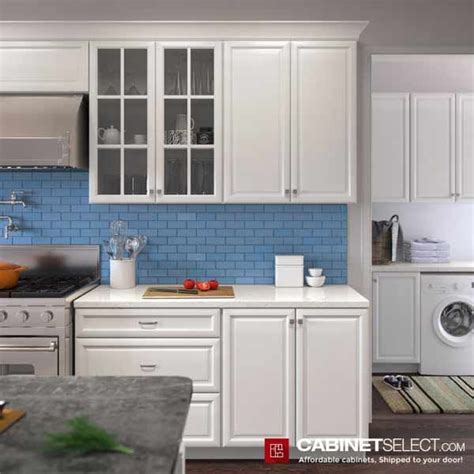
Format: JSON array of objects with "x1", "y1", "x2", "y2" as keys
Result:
[{"x1": 0, "y1": 265, "x2": 27, "y2": 290}]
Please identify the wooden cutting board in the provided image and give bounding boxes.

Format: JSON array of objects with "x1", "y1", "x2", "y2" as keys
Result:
[
  {"x1": 143, "y1": 286, "x2": 235, "y2": 299},
  {"x1": 0, "y1": 408, "x2": 25, "y2": 434}
]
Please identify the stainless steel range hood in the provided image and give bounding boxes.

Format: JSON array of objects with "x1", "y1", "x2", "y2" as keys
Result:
[{"x1": 0, "y1": 95, "x2": 88, "y2": 169}]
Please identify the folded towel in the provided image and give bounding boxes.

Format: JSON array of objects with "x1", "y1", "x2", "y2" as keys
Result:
[
  {"x1": 404, "y1": 241, "x2": 450, "y2": 251},
  {"x1": 405, "y1": 257, "x2": 451, "y2": 264},
  {"x1": 405, "y1": 249, "x2": 450, "y2": 258}
]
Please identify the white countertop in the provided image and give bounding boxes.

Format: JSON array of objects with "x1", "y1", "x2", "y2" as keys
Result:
[
  {"x1": 74, "y1": 284, "x2": 369, "y2": 309},
  {"x1": 372, "y1": 261, "x2": 474, "y2": 273}
]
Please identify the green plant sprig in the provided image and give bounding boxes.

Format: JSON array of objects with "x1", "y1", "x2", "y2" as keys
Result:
[{"x1": 44, "y1": 416, "x2": 134, "y2": 456}]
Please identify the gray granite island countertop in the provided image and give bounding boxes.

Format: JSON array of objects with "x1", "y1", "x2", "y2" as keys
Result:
[{"x1": 0, "y1": 376, "x2": 192, "y2": 474}]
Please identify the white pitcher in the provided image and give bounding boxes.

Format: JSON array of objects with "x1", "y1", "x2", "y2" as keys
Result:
[
  {"x1": 175, "y1": 114, "x2": 195, "y2": 131},
  {"x1": 98, "y1": 125, "x2": 120, "y2": 144}
]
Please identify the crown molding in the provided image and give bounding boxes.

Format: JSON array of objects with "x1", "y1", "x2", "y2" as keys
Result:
[{"x1": 0, "y1": 20, "x2": 368, "y2": 41}]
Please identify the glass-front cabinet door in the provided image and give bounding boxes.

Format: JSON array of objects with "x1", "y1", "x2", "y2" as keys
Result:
[
  {"x1": 157, "y1": 43, "x2": 222, "y2": 202},
  {"x1": 90, "y1": 42, "x2": 155, "y2": 203}
]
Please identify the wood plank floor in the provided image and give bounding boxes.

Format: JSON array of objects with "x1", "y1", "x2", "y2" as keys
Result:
[{"x1": 187, "y1": 388, "x2": 474, "y2": 473}]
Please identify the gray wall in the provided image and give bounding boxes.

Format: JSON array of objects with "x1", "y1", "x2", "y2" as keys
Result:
[{"x1": 0, "y1": 0, "x2": 472, "y2": 48}]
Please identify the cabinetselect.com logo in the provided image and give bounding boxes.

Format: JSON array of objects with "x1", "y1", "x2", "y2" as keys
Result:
[
  {"x1": 264, "y1": 438, "x2": 466, "y2": 467},
  {"x1": 264, "y1": 438, "x2": 289, "y2": 464}
]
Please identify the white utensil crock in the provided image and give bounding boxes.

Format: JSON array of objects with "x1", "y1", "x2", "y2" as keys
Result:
[{"x1": 110, "y1": 259, "x2": 136, "y2": 289}]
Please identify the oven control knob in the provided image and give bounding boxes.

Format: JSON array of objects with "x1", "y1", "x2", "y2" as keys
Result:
[
  {"x1": 0, "y1": 311, "x2": 7, "y2": 322},
  {"x1": 40, "y1": 311, "x2": 54, "y2": 323},
  {"x1": 16, "y1": 310, "x2": 29, "y2": 323}
]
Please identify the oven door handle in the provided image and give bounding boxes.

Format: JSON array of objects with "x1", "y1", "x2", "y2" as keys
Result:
[{"x1": 0, "y1": 341, "x2": 57, "y2": 352}]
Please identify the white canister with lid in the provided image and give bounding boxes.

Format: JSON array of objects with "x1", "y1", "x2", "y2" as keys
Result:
[{"x1": 275, "y1": 255, "x2": 304, "y2": 287}]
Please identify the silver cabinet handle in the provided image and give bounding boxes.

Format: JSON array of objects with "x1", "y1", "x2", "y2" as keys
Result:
[
  {"x1": 289, "y1": 318, "x2": 295, "y2": 325},
  {"x1": 292, "y1": 189, "x2": 298, "y2": 195},
  {"x1": 140, "y1": 364, "x2": 157, "y2": 371},
  {"x1": 285, "y1": 189, "x2": 290, "y2": 196},
  {"x1": 0, "y1": 341, "x2": 57, "y2": 352},
  {"x1": 139, "y1": 321, "x2": 158, "y2": 328},
  {"x1": 297, "y1": 318, "x2": 303, "y2": 325}
]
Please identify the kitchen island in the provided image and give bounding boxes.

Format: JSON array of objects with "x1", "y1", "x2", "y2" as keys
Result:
[
  {"x1": 73, "y1": 285, "x2": 370, "y2": 458},
  {"x1": 0, "y1": 376, "x2": 192, "y2": 473}
]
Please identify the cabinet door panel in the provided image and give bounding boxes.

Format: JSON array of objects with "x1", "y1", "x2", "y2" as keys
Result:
[
  {"x1": 0, "y1": 41, "x2": 88, "y2": 92},
  {"x1": 371, "y1": 93, "x2": 410, "y2": 202},
  {"x1": 373, "y1": 272, "x2": 420, "y2": 363},
  {"x1": 184, "y1": 393, "x2": 220, "y2": 447},
  {"x1": 224, "y1": 42, "x2": 290, "y2": 203},
  {"x1": 223, "y1": 308, "x2": 295, "y2": 446},
  {"x1": 90, "y1": 42, "x2": 155, "y2": 203},
  {"x1": 456, "y1": 93, "x2": 474, "y2": 201},
  {"x1": 296, "y1": 309, "x2": 368, "y2": 439},
  {"x1": 411, "y1": 93, "x2": 455, "y2": 202},
  {"x1": 291, "y1": 42, "x2": 356, "y2": 202},
  {"x1": 156, "y1": 42, "x2": 222, "y2": 203}
]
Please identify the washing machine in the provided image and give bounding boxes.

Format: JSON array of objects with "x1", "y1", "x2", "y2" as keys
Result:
[{"x1": 420, "y1": 274, "x2": 473, "y2": 375}]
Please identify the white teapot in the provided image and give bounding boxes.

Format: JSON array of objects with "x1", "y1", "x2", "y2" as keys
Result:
[{"x1": 98, "y1": 125, "x2": 120, "y2": 144}]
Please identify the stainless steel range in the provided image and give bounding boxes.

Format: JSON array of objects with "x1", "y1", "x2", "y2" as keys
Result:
[{"x1": 0, "y1": 246, "x2": 100, "y2": 376}]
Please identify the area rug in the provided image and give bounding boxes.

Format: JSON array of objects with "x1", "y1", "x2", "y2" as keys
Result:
[{"x1": 373, "y1": 375, "x2": 474, "y2": 414}]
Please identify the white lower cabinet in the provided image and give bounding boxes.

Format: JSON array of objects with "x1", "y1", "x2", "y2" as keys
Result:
[
  {"x1": 222, "y1": 308, "x2": 295, "y2": 447},
  {"x1": 75, "y1": 303, "x2": 368, "y2": 452},
  {"x1": 184, "y1": 393, "x2": 220, "y2": 447},
  {"x1": 373, "y1": 272, "x2": 420, "y2": 363},
  {"x1": 296, "y1": 309, "x2": 369, "y2": 439}
]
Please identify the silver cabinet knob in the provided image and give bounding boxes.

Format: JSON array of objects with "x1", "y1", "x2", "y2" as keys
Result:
[
  {"x1": 16, "y1": 310, "x2": 29, "y2": 323},
  {"x1": 0, "y1": 311, "x2": 7, "y2": 322},
  {"x1": 156, "y1": 189, "x2": 162, "y2": 195},
  {"x1": 40, "y1": 311, "x2": 54, "y2": 323},
  {"x1": 297, "y1": 318, "x2": 303, "y2": 325},
  {"x1": 289, "y1": 318, "x2": 295, "y2": 325},
  {"x1": 284, "y1": 189, "x2": 290, "y2": 196},
  {"x1": 292, "y1": 189, "x2": 298, "y2": 195}
]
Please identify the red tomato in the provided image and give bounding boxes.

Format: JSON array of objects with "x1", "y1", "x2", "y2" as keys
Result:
[
  {"x1": 197, "y1": 281, "x2": 211, "y2": 291},
  {"x1": 183, "y1": 279, "x2": 195, "y2": 290},
  {"x1": 208, "y1": 279, "x2": 219, "y2": 290}
]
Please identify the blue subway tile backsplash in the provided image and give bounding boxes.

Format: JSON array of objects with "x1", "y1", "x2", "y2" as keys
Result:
[{"x1": 0, "y1": 171, "x2": 347, "y2": 284}]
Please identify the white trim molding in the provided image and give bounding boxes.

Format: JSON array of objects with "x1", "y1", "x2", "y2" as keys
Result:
[{"x1": 0, "y1": 21, "x2": 368, "y2": 41}]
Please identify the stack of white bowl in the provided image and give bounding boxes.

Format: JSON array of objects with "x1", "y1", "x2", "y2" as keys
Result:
[{"x1": 305, "y1": 268, "x2": 326, "y2": 287}]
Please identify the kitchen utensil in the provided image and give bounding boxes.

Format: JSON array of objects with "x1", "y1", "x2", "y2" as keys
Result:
[
  {"x1": 0, "y1": 265, "x2": 28, "y2": 289},
  {"x1": 98, "y1": 126, "x2": 120, "y2": 144},
  {"x1": 305, "y1": 275, "x2": 326, "y2": 287},
  {"x1": 109, "y1": 235, "x2": 126, "y2": 260},
  {"x1": 110, "y1": 219, "x2": 128, "y2": 236},
  {"x1": 142, "y1": 286, "x2": 235, "y2": 299},
  {"x1": 125, "y1": 235, "x2": 147, "y2": 259},
  {"x1": 308, "y1": 268, "x2": 323, "y2": 277},
  {"x1": 0, "y1": 403, "x2": 26, "y2": 434},
  {"x1": 145, "y1": 287, "x2": 199, "y2": 295}
]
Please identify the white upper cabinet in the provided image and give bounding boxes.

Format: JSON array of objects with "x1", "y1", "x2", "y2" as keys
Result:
[
  {"x1": 0, "y1": 41, "x2": 88, "y2": 92},
  {"x1": 291, "y1": 42, "x2": 357, "y2": 203},
  {"x1": 224, "y1": 42, "x2": 290, "y2": 203},
  {"x1": 456, "y1": 93, "x2": 474, "y2": 201},
  {"x1": 411, "y1": 93, "x2": 456, "y2": 202},
  {"x1": 371, "y1": 93, "x2": 410, "y2": 202},
  {"x1": 156, "y1": 42, "x2": 222, "y2": 202},
  {"x1": 89, "y1": 42, "x2": 156, "y2": 203}
]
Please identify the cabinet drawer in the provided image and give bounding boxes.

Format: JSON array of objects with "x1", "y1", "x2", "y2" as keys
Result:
[
  {"x1": 75, "y1": 338, "x2": 220, "y2": 392},
  {"x1": 184, "y1": 393, "x2": 220, "y2": 447},
  {"x1": 75, "y1": 308, "x2": 220, "y2": 338}
]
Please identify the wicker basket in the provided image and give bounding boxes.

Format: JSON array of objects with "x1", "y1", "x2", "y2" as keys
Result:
[{"x1": 372, "y1": 215, "x2": 403, "y2": 265}]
